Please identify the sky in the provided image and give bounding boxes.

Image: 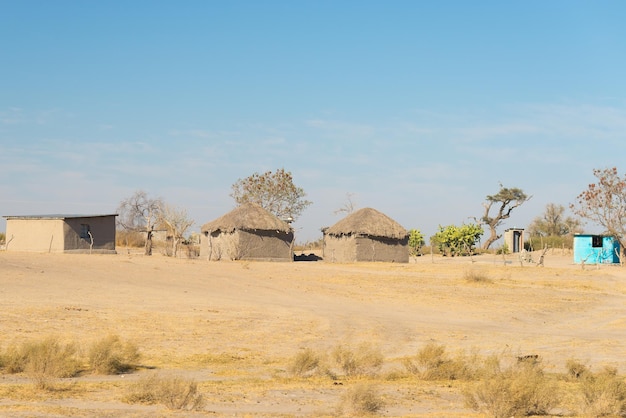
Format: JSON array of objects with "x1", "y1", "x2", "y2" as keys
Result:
[{"x1": 1, "y1": 1, "x2": 626, "y2": 243}]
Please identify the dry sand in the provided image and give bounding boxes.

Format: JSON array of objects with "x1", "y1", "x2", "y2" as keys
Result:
[{"x1": 0, "y1": 249, "x2": 625, "y2": 417}]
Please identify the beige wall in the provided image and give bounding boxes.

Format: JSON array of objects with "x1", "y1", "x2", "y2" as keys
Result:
[
  {"x1": 6, "y1": 219, "x2": 66, "y2": 252},
  {"x1": 200, "y1": 229, "x2": 293, "y2": 261},
  {"x1": 355, "y1": 236, "x2": 409, "y2": 263},
  {"x1": 503, "y1": 229, "x2": 524, "y2": 253},
  {"x1": 5, "y1": 216, "x2": 116, "y2": 253},
  {"x1": 324, "y1": 234, "x2": 409, "y2": 263},
  {"x1": 323, "y1": 234, "x2": 357, "y2": 263}
]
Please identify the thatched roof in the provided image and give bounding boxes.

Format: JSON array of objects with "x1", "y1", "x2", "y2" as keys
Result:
[
  {"x1": 324, "y1": 207, "x2": 408, "y2": 239},
  {"x1": 201, "y1": 203, "x2": 292, "y2": 234}
]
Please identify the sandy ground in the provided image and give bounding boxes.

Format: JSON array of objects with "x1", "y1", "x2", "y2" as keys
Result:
[{"x1": 0, "y1": 248, "x2": 625, "y2": 417}]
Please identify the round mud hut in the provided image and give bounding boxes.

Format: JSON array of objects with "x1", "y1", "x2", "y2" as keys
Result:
[
  {"x1": 200, "y1": 202, "x2": 294, "y2": 261},
  {"x1": 322, "y1": 207, "x2": 409, "y2": 263}
]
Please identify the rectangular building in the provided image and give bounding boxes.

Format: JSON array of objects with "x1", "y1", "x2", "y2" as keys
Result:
[
  {"x1": 3, "y1": 214, "x2": 117, "y2": 253},
  {"x1": 573, "y1": 234, "x2": 620, "y2": 264}
]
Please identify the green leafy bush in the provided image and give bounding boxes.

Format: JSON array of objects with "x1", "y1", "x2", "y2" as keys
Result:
[
  {"x1": 431, "y1": 223, "x2": 483, "y2": 256},
  {"x1": 408, "y1": 229, "x2": 425, "y2": 256}
]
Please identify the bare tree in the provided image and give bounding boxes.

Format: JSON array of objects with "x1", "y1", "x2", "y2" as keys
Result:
[
  {"x1": 571, "y1": 167, "x2": 626, "y2": 258},
  {"x1": 230, "y1": 168, "x2": 312, "y2": 222},
  {"x1": 477, "y1": 184, "x2": 531, "y2": 250},
  {"x1": 117, "y1": 190, "x2": 163, "y2": 256},
  {"x1": 334, "y1": 192, "x2": 357, "y2": 216},
  {"x1": 159, "y1": 204, "x2": 194, "y2": 258},
  {"x1": 528, "y1": 203, "x2": 582, "y2": 237}
]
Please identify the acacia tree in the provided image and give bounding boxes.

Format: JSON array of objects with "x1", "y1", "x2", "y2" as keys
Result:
[
  {"x1": 230, "y1": 168, "x2": 312, "y2": 221},
  {"x1": 117, "y1": 190, "x2": 163, "y2": 256},
  {"x1": 159, "y1": 204, "x2": 194, "y2": 258},
  {"x1": 478, "y1": 184, "x2": 530, "y2": 250},
  {"x1": 528, "y1": 203, "x2": 582, "y2": 237},
  {"x1": 571, "y1": 167, "x2": 626, "y2": 257}
]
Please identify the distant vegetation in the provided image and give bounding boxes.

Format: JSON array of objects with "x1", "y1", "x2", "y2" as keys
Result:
[
  {"x1": 525, "y1": 234, "x2": 574, "y2": 252},
  {"x1": 116, "y1": 230, "x2": 146, "y2": 248},
  {"x1": 293, "y1": 237, "x2": 323, "y2": 252}
]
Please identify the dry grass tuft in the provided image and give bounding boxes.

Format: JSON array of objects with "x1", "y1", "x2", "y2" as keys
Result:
[
  {"x1": 332, "y1": 343, "x2": 384, "y2": 378},
  {"x1": 288, "y1": 348, "x2": 321, "y2": 377},
  {"x1": 2, "y1": 337, "x2": 80, "y2": 390},
  {"x1": 565, "y1": 358, "x2": 590, "y2": 380},
  {"x1": 88, "y1": 334, "x2": 140, "y2": 375},
  {"x1": 579, "y1": 365, "x2": 626, "y2": 417},
  {"x1": 403, "y1": 343, "x2": 493, "y2": 381},
  {"x1": 124, "y1": 373, "x2": 205, "y2": 411},
  {"x1": 464, "y1": 360, "x2": 558, "y2": 418},
  {"x1": 464, "y1": 269, "x2": 493, "y2": 284},
  {"x1": 339, "y1": 383, "x2": 384, "y2": 416}
]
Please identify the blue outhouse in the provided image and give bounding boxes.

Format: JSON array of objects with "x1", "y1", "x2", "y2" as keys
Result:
[{"x1": 573, "y1": 234, "x2": 620, "y2": 264}]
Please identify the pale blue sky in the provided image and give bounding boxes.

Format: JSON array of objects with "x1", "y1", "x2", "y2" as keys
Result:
[{"x1": 2, "y1": 1, "x2": 625, "y2": 242}]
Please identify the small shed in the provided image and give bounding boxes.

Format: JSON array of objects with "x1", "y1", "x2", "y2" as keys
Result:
[
  {"x1": 504, "y1": 228, "x2": 524, "y2": 253},
  {"x1": 3, "y1": 214, "x2": 117, "y2": 253},
  {"x1": 200, "y1": 203, "x2": 294, "y2": 261},
  {"x1": 573, "y1": 234, "x2": 620, "y2": 264},
  {"x1": 323, "y1": 207, "x2": 409, "y2": 263}
]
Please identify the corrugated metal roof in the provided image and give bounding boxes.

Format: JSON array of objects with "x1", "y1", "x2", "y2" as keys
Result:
[{"x1": 3, "y1": 214, "x2": 118, "y2": 220}]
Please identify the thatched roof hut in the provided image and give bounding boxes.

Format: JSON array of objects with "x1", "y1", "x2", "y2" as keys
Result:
[
  {"x1": 200, "y1": 203, "x2": 294, "y2": 261},
  {"x1": 323, "y1": 208, "x2": 409, "y2": 263}
]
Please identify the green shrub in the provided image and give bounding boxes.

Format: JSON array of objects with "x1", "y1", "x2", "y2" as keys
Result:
[
  {"x1": 340, "y1": 383, "x2": 384, "y2": 415},
  {"x1": 332, "y1": 343, "x2": 383, "y2": 377},
  {"x1": 124, "y1": 373, "x2": 205, "y2": 411},
  {"x1": 464, "y1": 360, "x2": 558, "y2": 418},
  {"x1": 88, "y1": 334, "x2": 140, "y2": 374}
]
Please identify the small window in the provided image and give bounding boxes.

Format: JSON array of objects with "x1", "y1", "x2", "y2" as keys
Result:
[
  {"x1": 80, "y1": 224, "x2": 91, "y2": 239},
  {"x1": 592, "y1": 235, "x2": 603, "y2": 248}
]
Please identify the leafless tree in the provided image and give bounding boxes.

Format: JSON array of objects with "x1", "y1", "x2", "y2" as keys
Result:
[
  {"x1": 334, "y1": 192, "x2": 357, "y2": 216},
  {"x1": 571, "y1": 167, "x2": 626, "y2": 259},
  {"x1": 528, "y1": 203, "x2": 582, "y2": 237},
  {"x1": 159, "y1": 204, "x2": 194, "y2": 258},
  {"x1": 117, "y1": 190, "x2": 163, "y2": 256}
]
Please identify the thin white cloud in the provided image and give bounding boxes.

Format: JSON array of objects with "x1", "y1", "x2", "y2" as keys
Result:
[{"x1": 0, "y1": 107, "x2": 24, "y2": 125}]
